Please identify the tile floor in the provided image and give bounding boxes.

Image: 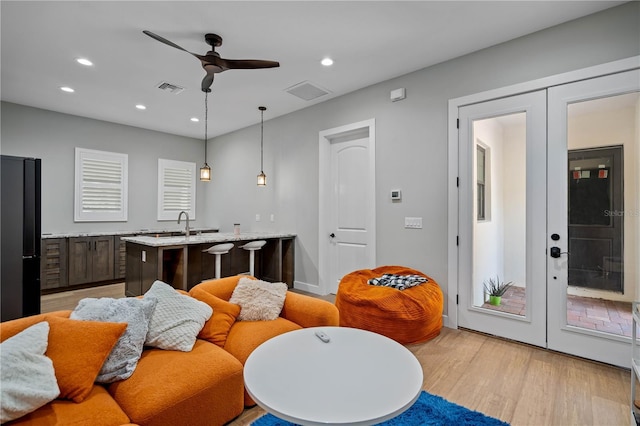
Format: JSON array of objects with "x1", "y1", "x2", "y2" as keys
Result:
[{"x1": 481, "y1": 286, "x2": 634, "y2": 338}]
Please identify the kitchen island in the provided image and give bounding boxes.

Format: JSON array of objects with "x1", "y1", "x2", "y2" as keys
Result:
[{"x1": 122, "y1": 232, "x2": 295, "y2": 296}]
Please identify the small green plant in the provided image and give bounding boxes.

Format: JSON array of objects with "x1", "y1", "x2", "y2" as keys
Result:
[{"x1": 483, "y1": 276, "x2": 513, "y2": 297}]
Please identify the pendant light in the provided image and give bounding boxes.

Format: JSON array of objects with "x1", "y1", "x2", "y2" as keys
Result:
[
  {"x1": 199, "y1": 91, "x2": 211, "y2": 181},
  {"x1": 257, "y1": 106, "x2": 267, "y2": 186}
]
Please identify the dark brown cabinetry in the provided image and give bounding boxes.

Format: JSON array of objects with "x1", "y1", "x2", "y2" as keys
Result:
[
  {"x1": 41, "y1": 238, "x2": 68, "y2": 290},
  {"x1": 114, "y1": 235, "x2": 132, "y2": 280},
  {"x1": 68, "y1": 236, "x2": 114, "y2": 285}
]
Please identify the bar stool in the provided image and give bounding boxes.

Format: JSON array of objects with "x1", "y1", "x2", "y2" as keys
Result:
[
  {"x1": 240, "y1": 240, "x2": 266, "y2": 277},
  {"x1": 203, "y1": 243, "x2": 234, "y2": 279}
]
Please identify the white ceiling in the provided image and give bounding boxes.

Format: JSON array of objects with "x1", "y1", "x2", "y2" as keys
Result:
[{"x1": 0, "y1": 1, "x2": 626, "y2": 140}]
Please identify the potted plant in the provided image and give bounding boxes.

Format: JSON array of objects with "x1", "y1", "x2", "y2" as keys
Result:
[{"x1": 483, "y1": 276, "x2": 513, "y2": 306}]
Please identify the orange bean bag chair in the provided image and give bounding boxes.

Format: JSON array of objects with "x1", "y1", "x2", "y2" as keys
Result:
[{"x1": 335, "y1": 265, "x2": 443, "y2": 344}]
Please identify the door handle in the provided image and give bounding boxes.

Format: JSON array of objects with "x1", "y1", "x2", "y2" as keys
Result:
[
  {"x1": 550, "y1": 247, "x2": 569, "y2": 258},
  {"x1": 329, "y1": 233, "x2": 335, "y2": 238}
]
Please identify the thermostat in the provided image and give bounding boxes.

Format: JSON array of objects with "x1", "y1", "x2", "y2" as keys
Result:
[{"x1": 391, "y1": 189, "x2": 402, "y2": 201}]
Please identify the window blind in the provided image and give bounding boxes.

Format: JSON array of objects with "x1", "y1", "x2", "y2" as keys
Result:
[
  {"x1": 75, "y1": 148, "x2": 128, "y2": 222},
  {"x1": 158, "y1": 159, "x2": 196, "y2": 220}
]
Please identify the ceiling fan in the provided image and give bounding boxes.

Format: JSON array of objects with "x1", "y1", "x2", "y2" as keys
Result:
[{"x1": 143, "y1": 31, "x2": 280, "y2": 93}]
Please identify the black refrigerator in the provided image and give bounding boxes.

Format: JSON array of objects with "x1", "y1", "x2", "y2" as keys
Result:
[{"x1": 1, "y1": 155, "x2": 41, "y2": 321}]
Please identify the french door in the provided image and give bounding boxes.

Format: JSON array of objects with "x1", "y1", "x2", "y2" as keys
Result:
[
  {"x1": 458, "y1": 69, "x2": 639, "y2": 367},
  {"x1": 547, "y1": 70, "x2": 639, "y2": 367},
  {"x1": 457, "y1": 90, "x2": 547, "y2": 348}
]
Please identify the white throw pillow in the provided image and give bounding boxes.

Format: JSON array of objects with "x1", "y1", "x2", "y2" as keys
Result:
[
  {"x1": 70, "y1": 296, "x2": 158, "y2": 383},
  {"x1": 0, "y1": 322, "x2": 60, "y2": 423},
  {"x1": 229, "y1": 278, "x2": 288, "y2": 321},
  {"x1": 143, "y1": 281, "x2": 212, "y2": 352}
]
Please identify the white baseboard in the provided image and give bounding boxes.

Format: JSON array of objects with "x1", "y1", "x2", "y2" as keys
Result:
[{"x1": 293, "y1": 280, "x2": 324, "y2": 295}]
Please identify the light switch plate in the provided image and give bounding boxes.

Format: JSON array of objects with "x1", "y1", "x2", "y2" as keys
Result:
[{"x1": 404, "y1": 217, "x2": 423, "y2": 229}]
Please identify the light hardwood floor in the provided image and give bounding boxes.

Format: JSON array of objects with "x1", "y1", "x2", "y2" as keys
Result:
[
  {"x1": 42, "y1": 285, "x2": 631, "y2": 426},
  {"x1": 231, "y1": 327, "x2": 631, "y2": 426},
  {"x1": 40, "y1": 282, "x2": 126, "y2": 313}
]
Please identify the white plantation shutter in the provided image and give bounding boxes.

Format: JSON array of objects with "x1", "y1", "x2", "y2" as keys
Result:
[
  {"x1": 74, "y1": 148, "x2": 128, "y2": 222},
  {"x1": 158, "y1": 159, "x2": 196, "y2": 220}
]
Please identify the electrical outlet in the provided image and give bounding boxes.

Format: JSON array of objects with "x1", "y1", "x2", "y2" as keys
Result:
[
  {"x1": 404, "y1": 217, "x2": 423, "y2": 229},
  {"x1": 255, "y1": 214, "x2": 261, "y2": 222}
]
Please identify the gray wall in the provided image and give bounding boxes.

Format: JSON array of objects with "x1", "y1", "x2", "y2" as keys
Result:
[
  {"x1": 206, "y1": 2, "x2": 640, "y2": 290},
  {"x1": 1, "y1": 3, "x2": 638, "y2": 297},
  {"x1": 0, "y1": 103, "x2": 209, "y2": 234}
]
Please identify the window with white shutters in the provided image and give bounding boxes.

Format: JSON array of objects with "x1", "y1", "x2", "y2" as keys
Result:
[
  {"x1": 74, "y1": 148, "x2": 128, "y2": 222},
  {"x1": 157, "y1": 159, "x2": 196, "y2": 221}
]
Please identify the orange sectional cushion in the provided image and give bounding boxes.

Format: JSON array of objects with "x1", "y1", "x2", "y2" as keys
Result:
[
  {"x1": 280, "y1": 291, "x2": 340, "y2": 327},
  {"x1": 190, "y1": 287, "x2": 241, "y2": 347},
  {"x1": 193, "y1": 275, "x2": 255, "y2": 301},
  {"x1": 0, "y1": 311, "x2": 71, "y2": 342},
  {"x1": 224, "y1": 318, "x2": 301, "y2": 365},
  {"x1": 224, "y1": 318, "x2": 302, "y2": 407},
  {"x1": 108, "y1": 340, "x2": 244, "y2": 426},
  {"x1": 7, "y1": 385, "x2": 130, "y2": 426},
  {"x1": 45, "y1": 316, "x2": 127, "y2": 403}
]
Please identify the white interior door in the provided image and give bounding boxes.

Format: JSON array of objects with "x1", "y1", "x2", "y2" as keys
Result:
[
  {"x1": 547, "y1": 69, "x2": 640, "y2": 367},
  {"x1": 319, "y1": 120, "x2": 376, "y2": 295},
  {"x1": 457, "y1": 90, "x2": 547, "y2": 347}
]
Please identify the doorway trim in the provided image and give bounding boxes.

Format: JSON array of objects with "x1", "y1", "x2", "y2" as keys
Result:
[
  {"x1": 447, "y1": 55, "x2": 640, "y2": 329},
  {"x1": 317, "y1": 118, "x2": 376, "y2": 295}
]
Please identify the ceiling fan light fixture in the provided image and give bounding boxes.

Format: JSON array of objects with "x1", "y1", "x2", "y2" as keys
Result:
[
  {"x1": 321, "y1": 57, "x2": 334, "y2": 66},
  {"x1": 135, "y1": 104, "x2": 146, "y2": 110},
  {"x1": 60, "y1": 86, "x2": 75, "y2": 93},
  {"x1": 190, "y1": 117, "x2": 199, "y2": 122}
]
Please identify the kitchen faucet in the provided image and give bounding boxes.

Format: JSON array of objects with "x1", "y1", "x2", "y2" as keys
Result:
[{"x1": 177, "y1": 211, "x2": 190, "y2": 237}]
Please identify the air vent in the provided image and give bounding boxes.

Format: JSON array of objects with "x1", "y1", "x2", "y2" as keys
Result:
[
  {"x1": 156, "y1": 81, "x2": 185, "y2": 94},
  {"x1": 285, "y1": 81, "x2": 331, "y2": 101}
]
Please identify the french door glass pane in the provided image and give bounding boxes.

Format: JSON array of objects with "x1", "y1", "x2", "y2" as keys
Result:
[
  {"x1": 566, "y1": 92, "x2": 639, "y2": 337},
  {"x1": 472, "y1": 112, "x2": 527, "y2": 316}
]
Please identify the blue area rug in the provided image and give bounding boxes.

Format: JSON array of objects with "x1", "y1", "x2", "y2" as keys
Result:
[{"x1": 251, "y1": 390, "x2": 509, "y2": 425}]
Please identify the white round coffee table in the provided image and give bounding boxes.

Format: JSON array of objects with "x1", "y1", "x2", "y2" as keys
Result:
[{"x1": 244, "y1": 326, "x2": 423, "y2": 426}]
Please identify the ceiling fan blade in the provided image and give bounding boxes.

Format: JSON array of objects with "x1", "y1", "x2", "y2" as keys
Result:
[
  {"x1": 220, "y1": 59, "x2": 280, "y2": 70},
  {"x1": 201, "y1": 66, "x2": 216, "y2": 92},
  {"x1": 143, "y1": 30, "x2": 202, "y2": 59}
]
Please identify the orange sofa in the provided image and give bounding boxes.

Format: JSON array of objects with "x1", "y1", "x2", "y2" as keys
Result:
[{"x1": 0, "y1": 275, "x2": 340, "y2": 426}]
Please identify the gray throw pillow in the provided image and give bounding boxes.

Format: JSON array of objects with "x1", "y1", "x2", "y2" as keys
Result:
[
  {"x1": 71, "y1": 296, "x2": 157, "y2": 383},
  {"x1": 143, "y1": 280, "x2": 213, "y2": 352}
]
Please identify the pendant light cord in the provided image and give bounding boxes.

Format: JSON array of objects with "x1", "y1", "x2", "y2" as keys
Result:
[
  {"x1": 204, "y1": 92, "x2": 208, "y2": 162},
  {"x1": 260, "y1": 107, "x2": 264, "y2": 171}
]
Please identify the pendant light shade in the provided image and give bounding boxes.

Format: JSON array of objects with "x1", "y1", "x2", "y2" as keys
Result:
[
  {"x1": 200, "y1": 163, "x2": 211, "y2": 181},
  {"x1": 200, "y1": 92, "x2": 211, "y2": 182},
  {"x1": 257, "y1": 106, "x2": 267, "y2": 186}
]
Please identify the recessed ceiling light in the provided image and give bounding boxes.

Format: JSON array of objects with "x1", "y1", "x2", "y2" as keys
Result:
[
  {"x1": 321, "y1": 57, "x2": 334, "y2": 66},
  {"x1": 135, "y1": 104, "x2": 147, "y2": 110},
  {"x1": 190, "y1": 117, "x2": 199, "y2": 122},
  {"x1": 76, "y1": 58, "x2": 93, "y2": 66},
  {"x1": 60, "y1": 86, "x2": 75, "y2": 93}
]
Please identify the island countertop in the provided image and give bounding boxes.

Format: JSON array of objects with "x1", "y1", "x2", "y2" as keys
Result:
[{"x1": 121, "y1": 232, "x2": 296, "y2": 247}]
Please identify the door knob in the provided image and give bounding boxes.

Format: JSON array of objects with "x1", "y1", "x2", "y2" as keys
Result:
[{"x1": 329, "y1": 233, "x2": 335, "y2": 238}]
